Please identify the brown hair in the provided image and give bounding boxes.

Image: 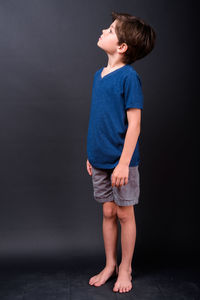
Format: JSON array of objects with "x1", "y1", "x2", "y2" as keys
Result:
[{"x1": 111, "y1": 11, "x2": 156, "y2": 64}]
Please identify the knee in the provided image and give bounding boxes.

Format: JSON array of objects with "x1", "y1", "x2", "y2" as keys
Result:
[
  {"x1": 103, "y1": 205, "x2": 117, "y2": 219},
  {"x1": 117, "y1": 206, "x2": 134, "y2": 223},
  {"x1": 117, "y1": 213, "x2": 129, "y2": 223}
]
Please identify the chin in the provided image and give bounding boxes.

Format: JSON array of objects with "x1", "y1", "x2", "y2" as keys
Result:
[{"x1": 97, "y1": 40, "x2": 103, "y2": 48}]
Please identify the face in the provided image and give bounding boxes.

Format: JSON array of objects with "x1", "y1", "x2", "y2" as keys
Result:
[{"x1": 97, "y1": 20, "x2": 120, "y2": 54}]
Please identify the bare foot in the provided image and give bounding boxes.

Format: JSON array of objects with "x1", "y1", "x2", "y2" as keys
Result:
[
  {"x1": 89, "y1": 265, "x2": 119, "y2": 287},
  {"x1": 113, "y1": 266, "x2": 132, "y2": 293}
]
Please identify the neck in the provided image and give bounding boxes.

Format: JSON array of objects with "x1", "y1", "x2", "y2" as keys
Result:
[
  {"x1": 106, "y1": 55, "x2": 125, "y2": 69},
  {"x1": 106, "y1": 63, "x2": 126, "y2": 69}
]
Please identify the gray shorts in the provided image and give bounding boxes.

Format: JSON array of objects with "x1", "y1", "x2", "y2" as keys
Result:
[{"x1": 91, "y1": 165, "x2": 140, "y2": 206}]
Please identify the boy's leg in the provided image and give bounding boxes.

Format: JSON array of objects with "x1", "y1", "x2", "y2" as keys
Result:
[
  {"x1": 113, "y1": 205, "x2": 136, "y2": 293},
  {"x1": 89, "y1": 201, "x2": 119, "y2": 286},
  {"x1": 102, "y1": 201, "x2": 119, "y2": 269}
]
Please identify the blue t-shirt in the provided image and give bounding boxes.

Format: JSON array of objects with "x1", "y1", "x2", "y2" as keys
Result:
[{"x1": 87, "y1": 64, "x2": 144, "y2": 169}]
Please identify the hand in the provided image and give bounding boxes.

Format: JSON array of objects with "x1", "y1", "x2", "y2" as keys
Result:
[
  {"x1": 111, "y1": 163, "x2": 129, "y2": 187},
  {"x1": 86, "y1": 159, "x2": 92, "y2": 176}
]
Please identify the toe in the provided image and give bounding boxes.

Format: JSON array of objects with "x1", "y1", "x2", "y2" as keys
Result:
[
  {"x1": 94, "y1": 281, "x2": 101, "y2": 286},
  {"x1": 113, "y1": 281, "x2": 120, "y2": 292},
  {"x1": 89, "y1": 279, "x2": 95, "y2": 285},
  {"x1": 113, "y1": 285, "x2": 118, "y2": 292},
  {"x1": 128, "y1": 285, "x2": 132, "y2": 291},
  {"x1": 89, "y1": 276, "x2": 96, "y2": 284}
]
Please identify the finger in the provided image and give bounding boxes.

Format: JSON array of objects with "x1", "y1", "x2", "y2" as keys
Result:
[
  {"x1": 115, "y1": 177, "x2": 121, "y2": 187},
  {"x1": 124, "y1": 177, "x2": 128, "y2": 185},
  {"x1": 87, "y1": 164, "x2": 92, "y2": 176},
  {"x1": 111, "y1": 175, "x2": 116, "y2": 187},
  {"x1": 89, "y1": 165, "x2": 92, "y2": 176},
  {"x1": 120, "y1": 178, "x2": 125, "y2": 186}
]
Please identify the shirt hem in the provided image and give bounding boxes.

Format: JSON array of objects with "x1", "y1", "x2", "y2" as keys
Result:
[{"x1": 89, "y1": 159, "x2": 140, "y2": 169}]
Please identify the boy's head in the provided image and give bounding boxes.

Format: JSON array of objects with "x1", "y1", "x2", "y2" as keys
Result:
[{"x1": 97, "y1": 11, "x2": 156, "y2": 64}]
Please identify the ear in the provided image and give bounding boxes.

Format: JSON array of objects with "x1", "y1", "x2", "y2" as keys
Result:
[{"x1": 118, "y1": 43, "x2": 128, "y2": 54}]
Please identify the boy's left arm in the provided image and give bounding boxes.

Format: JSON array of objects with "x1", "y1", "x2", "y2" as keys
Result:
[{"x1": 111, "y1": 108, "x2": 141, "y2": 187}]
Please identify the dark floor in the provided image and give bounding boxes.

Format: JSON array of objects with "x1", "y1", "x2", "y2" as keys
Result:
[{"x1": 0, "y1": 255, "x2": 199, "y2": 300}]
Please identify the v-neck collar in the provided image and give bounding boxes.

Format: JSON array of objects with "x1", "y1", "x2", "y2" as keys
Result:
[{"x1": 100, "y1": 64, "x2": 128, "y2": 80}]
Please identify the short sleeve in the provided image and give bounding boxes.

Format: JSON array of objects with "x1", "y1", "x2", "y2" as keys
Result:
[{"x1": 124, "y1": 71, "x2": 144, "y2": 110}]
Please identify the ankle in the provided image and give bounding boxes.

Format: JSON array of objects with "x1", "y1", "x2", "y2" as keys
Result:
[
  {"x1": 119, "y1": 263, "x2": 132, "y2": 273},
  {"x1": 105, "y1": 261, "x2": 118, "y2": 269}
]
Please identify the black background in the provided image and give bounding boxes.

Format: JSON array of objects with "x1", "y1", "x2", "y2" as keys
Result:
[{"x1": 0, "y1": 0, "x2": 198, "y2": 268}]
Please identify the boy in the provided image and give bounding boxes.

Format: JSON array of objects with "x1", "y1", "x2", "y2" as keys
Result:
[{"x1": 86, "y1": 12, "x2": 156, "y2": 293}]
